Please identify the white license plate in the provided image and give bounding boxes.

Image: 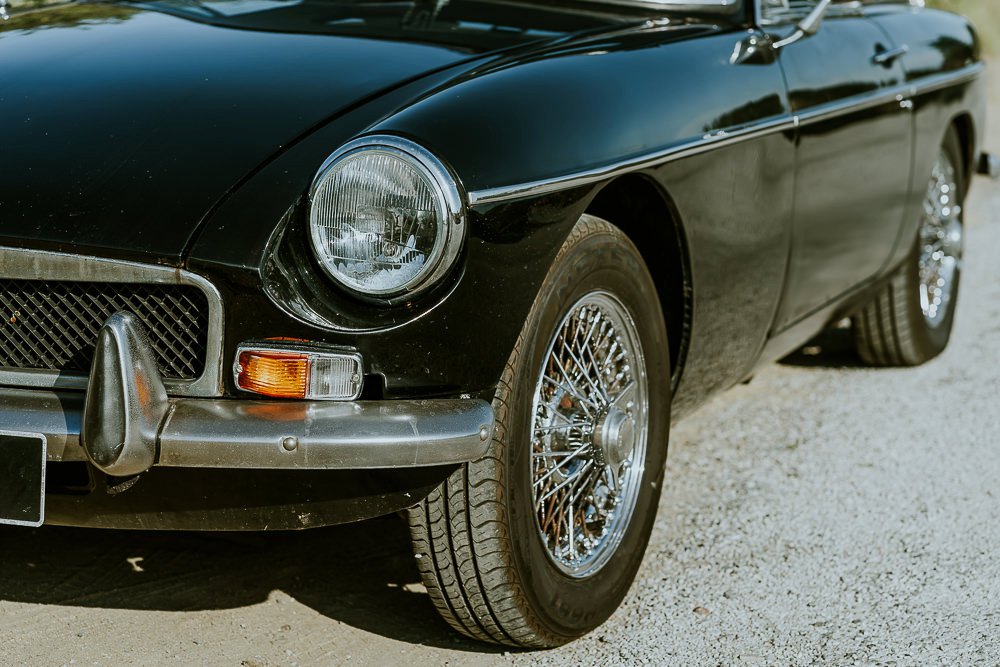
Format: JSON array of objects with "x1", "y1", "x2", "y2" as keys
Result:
[{"x1": 0, "y1": 431, "x2": 46, "y2": 527}]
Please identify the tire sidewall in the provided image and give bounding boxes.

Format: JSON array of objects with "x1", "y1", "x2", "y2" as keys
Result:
[{"x1": 503, "y1": 220, "x2": 671, "y2": 639}]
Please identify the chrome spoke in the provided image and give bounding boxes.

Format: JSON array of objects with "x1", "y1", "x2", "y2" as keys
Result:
[
  {"x1": 533, "y1": 447, "x2": 590, "y2": 490},
  {"x1": 533, "y1": 448, "x2": 583, "y2": 458},
  {"x1": 610, "y1": 380, "x2": 637, "y2": 410},
  {"x1": 563, "y1": 343, "x2": 609, "y2": 405},
  {"x1": 541, "y1": 373, "x2": 599, "y2": 414},
  {"x1": 530, "y1": 291, "x2": 648, "y2": 578},
  {"x1": 533, "y1": 424, "x2": 578, "y2": 435},
  {"x1": 603, "y1": 463, "x2": 621, "y2": 494},
  {"x1": 537, "y1": 459, "x2": 594, "y2": 507}
]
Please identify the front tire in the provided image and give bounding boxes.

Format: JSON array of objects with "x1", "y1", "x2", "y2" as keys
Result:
[
  {"x1": 407, "y1": 215, "x2": 671, "y2": 647},
  {"x1": 853, "y1": 126, "x2": 966, "y2": 366}
]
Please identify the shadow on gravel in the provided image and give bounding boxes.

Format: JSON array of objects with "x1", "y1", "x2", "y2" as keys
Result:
[
  {"x1": 780, "y1": 323, "x2": 867, "y2": 369},
  {"x1": 0, "y1": 516, "x2": 504, "y2": 653}
]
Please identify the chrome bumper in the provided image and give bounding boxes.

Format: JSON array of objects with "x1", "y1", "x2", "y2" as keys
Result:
[
  {"x1": 1, "y1": 389, "x2": 493, "y2": 470},
  {"x1": 0, "y1": 314, "x2": 493, "y2": 474}
]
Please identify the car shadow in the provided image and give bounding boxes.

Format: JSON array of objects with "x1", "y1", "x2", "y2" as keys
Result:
[
  {"x1": 0, "y1": 515, "x2": 506, "y2": 653},
  {"x1": 779, "y1": 323, "x2": 867, "y2": 369}
]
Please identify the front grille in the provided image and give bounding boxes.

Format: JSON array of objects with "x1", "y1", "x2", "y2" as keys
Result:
[{"x1": 0, "y1": 279, "x2": 209, "y2": 380}]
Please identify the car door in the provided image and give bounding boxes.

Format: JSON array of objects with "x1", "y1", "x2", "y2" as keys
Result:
[{"x1": 766, "y1": 0, "x2": 913, "y2": 330}]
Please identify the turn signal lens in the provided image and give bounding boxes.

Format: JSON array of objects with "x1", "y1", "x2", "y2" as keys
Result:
[
  {"x1": 235, "y1": 346, "x2": 363, "y2": 400},
  {"x1": 236, "y1": 350, "x2": 309, "y2": 399}
]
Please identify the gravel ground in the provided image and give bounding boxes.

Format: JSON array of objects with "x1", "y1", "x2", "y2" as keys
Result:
[{"x1": 2, "y1": 72, "x2": 999, "y2": 667}]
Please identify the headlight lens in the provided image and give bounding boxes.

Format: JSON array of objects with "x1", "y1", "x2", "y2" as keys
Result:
[{"x1": 308, "y1": 136, "x2": 464, "y2": 298}]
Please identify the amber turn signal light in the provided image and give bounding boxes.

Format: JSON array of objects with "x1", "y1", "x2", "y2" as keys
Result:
[{"x1": 234, "y1": 344, "x2": 363, "y2": 400}]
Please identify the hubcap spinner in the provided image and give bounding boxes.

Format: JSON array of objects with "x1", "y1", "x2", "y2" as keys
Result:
[{"x1": 594, "y1": 406, "x2": 636, "y2": 470}]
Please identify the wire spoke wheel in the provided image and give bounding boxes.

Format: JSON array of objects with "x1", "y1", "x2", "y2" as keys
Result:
[
  {"x1": 408, "y1": 217, "x2": 669, "y2": 646},
  {"x1": 918, "y1": 150, "x2": 963, "y2": 328},
  {"x1": 530, "y1": 291, "x2": 648, "y2": 578}
]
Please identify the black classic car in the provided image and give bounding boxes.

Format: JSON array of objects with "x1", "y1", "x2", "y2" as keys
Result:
[{"x1": 0, "y1": 0, "x2": 995, "y2": 647}]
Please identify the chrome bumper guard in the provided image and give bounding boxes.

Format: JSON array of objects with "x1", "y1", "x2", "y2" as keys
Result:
[{"x1": 1, "y1": 313, "x2": 494, "y2": 475}]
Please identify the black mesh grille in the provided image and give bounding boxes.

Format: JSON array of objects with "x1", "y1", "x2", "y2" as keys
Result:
[{"x1": 0, "y1": 280, "x2": 209, "y2": 380}]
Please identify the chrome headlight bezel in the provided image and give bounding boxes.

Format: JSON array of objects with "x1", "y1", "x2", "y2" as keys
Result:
[{"x1": 307, "y1": 135, "x2": 466, "y2": 301}]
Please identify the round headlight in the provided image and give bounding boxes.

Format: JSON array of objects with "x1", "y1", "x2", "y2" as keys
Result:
[{"x1": 308, "y1": 136, "x2": 465, "y2": 299}]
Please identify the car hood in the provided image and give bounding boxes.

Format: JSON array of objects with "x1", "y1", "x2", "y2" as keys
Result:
[{"x1": 0, "y1": 0, "x2": 631, "y2": 263}]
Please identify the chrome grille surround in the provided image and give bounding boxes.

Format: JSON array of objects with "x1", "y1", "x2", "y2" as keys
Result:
[{"x1": 0, "y1": 248, "x2": 224, "y2": 397}]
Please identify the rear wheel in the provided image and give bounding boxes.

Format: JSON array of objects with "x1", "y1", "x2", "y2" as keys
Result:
[
  {"x1": 853, "y1": 127, "x2": 966, "y2": 366},
  {"x1": 407, "y1": 215, "x2": 671, "y2": 647}
]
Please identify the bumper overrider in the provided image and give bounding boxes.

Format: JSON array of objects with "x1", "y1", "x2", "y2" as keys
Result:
[{"x1": 3, "y1": 312, "x2": 494, "y2": 477}]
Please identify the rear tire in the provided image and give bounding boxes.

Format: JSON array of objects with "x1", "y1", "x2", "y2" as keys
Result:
[
  {"x1": 407, "y1": 215, "x2": 671, "y2": 647},
  {"x1": 853, "y1": 126, "x2": 966, "y2": 366}
]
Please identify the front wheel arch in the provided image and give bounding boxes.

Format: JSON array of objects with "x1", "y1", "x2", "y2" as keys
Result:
[
  {"x1": 949, "y1": 112, "x2": 976, "y2": 196},
  {"x1": 407, "y1": 215, "x2": 672, "y2": 647},
  {"x1": 585, "y1": 174, "x2": 692, "y2": 391}
]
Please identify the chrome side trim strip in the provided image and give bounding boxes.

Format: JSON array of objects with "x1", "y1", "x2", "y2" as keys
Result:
[
  {"x1": 468, "y1": 63, "x2": 985, "y2": 205},
  {"x1": 468, "y1": 115, "x2": 797, "y2": 205},
  {"x1": 0, "y1": 247, "x2": 225, "y2": 397},
  {"x1": 911, "y1": 62, "x2": 985, "y2": 96},
  {"x1": 796, "y1": 86, "x2": 911, "y2": 125},
  {"x1": 797, "y1": 63, "x2": 986, "y2": 126}
]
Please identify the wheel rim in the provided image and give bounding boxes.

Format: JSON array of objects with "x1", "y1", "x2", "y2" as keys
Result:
[
  {"x1": 919, "y1": 150, "x2": 963, "y2": 328},
  {"x1": 530, "y1": 291, "x2": 648, "y2": 579}
]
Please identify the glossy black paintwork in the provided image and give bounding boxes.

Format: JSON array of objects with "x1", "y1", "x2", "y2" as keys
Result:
[
  {"x1": 190, "y1": 19, "x2": 798, "y2": 405},
  {"x1": 2, "y1": 1, "x2": 986, "y2": 418},
  {"x1": 0, "y1": 0, "x2": 632, "y2": 261},
  {"x1": 773, "y1": 14, "x2": 913, "y2": 329}
]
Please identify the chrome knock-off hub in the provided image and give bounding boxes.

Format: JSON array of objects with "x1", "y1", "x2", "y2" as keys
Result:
[{"x1": 594, "y1": 406, "x2": 636, "y2": 470}]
